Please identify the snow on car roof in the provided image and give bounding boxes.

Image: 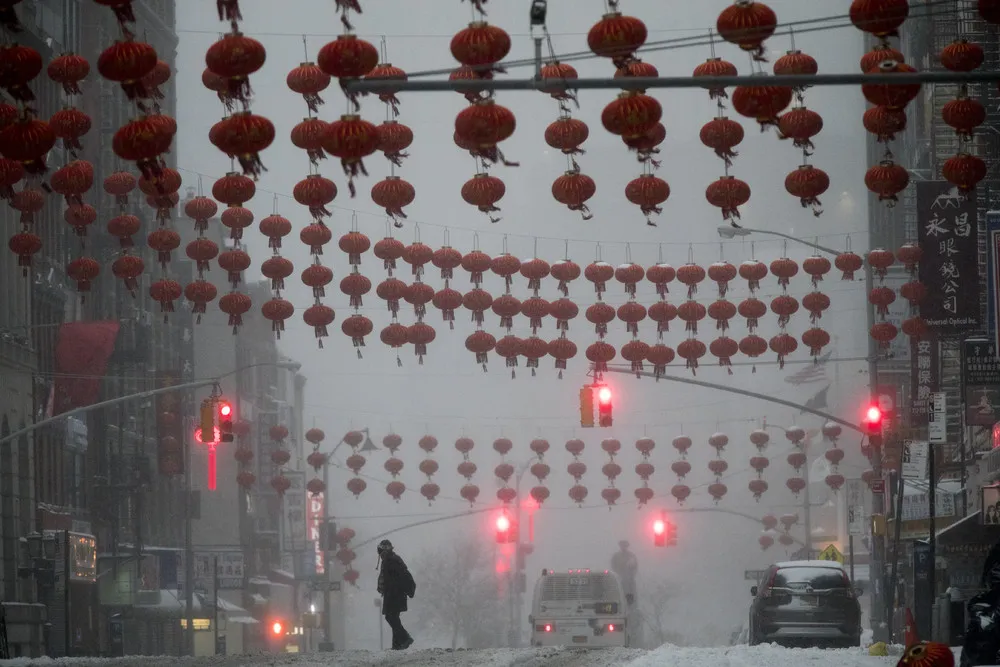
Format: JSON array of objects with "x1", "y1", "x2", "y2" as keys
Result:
[{"x1": 773, "y1": 560, "x2": 846, "y2": 569}]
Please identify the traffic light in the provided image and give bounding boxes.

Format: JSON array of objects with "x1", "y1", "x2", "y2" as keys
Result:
[
  {"x1": 861, "y1": 402, "x2": 883, "y2": 436},
  {"x1": 597, "y1": 386, "x2": 612, "y2": 427},
  {"x1": 270, "y1": 620, "x2": 284, "y2": 636},
  {"x1": 665, "y1": 520, "x2": 677, "y2": 546},
  {"x1": 653, "y1": 518, "x2": 666, "y2": 547},
  {"x1": 199, "y1": 400, "x2": 214, "y2": 442},
  {"x1": 218, "y1": 400, "x2": 234, "y2": 442},
  {"x1": 579, "y1": 387, "x2": 594, "y2": 428},
  {"x1": 496, "y1": 513, "x2": 515, "y2": 544}
]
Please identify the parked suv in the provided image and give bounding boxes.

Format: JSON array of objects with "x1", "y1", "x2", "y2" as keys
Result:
[{"x1": 748, "y1": 560, "x2": 861, "y2": 648}]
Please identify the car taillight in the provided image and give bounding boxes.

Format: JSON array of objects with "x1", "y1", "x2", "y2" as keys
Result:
[{"x1": 535, "y1": 623, "x2": 554, "y2": 632}]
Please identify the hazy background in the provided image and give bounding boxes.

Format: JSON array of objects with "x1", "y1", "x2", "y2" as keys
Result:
[{"x1": 176, "y1": 0, "x2": 869, "y2": 648}]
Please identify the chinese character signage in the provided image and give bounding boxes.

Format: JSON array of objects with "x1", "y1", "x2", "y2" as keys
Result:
[
  {"x1": 307, "y1": 492, "x2": 325, "y2": 574},
  {"x1": 194, "y1": 551, "x2": 245, "y2": 590},
  {"x1": 156, "y1": 371, "x2": 185, "y2": 475},
  {"x1": 910, "y1": 338, "x2": 939, "y2": 425},
  {"x1": 964, "y1": 338, "x2": 1000, "y2": 426},
  {"x1": 988, "y1": 211, "x2": 1000, "y2": 356},
  {"x1": 917, "y1": 181, "x2": 980, "y2": 334},
  {"x1": 282, "y1": 470, "x2": 308, "y2": 552}
]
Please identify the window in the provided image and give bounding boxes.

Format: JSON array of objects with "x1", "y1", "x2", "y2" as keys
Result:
[{"x1": 773, "y1": 567, "x2": 848, "y2": 590}]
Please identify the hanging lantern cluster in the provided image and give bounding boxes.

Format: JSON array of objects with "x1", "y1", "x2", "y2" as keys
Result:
[
  {"x1": 336, "y1": 526, "x2": 360, "y2": 587},
  {"x1": 233, "y1": 419, "x2": 255, "y2": 489},
  {"x1": 853, "y1": 2, "x2": 917, "y2": 206},
  {"x1": 494, "y1": 437, "x2": 517, "y2": 505},
  {"x1": 376, "y1": 228, "x2": 412, "y2": 365},
  {"x1": 600, "y1": 438, "x2": 622, "y2": 509},
  {"x1": 670, "y1": 434, "x2": 692, "y2": 501},
  {"x1": 617, "y1": 245, "x2": 650, "y2": 378},
  {"x1": 565, "y1": 438, "x2": 587, "y2": 507},
  {"x1": 453, "y1": 3, "x2": 516, "y2": 221},
  {"x1": 694, "y1": 29, "x2": 749, "y2": 223},
  {"x1": 759, "y1": 513, "x2": 778, "y2": 550},
  {"x1": 645, "y1": 246, "x2": 677, "y2": 380},
  {"x1": 748, "y1": 427, "x2": 770, "y2": 501},
  {"x1": 868, "y1": 246, "x2": 899, "y2": 349},
  {"x1": 181, "y1": 181, "x2": 219, "y2": 324},
  {"x1": 784, "y1": 425, "x2": 807, "y2": 497},
  {"x1": 707, "y1": 253, "x2": 738, "y2": 374},
  {"x1": 822, "y1": 422, "x2": 846, "y2": 493},
  {"x1": 529, "y1": 438, "x2": 551, "y2": 507},
  {"x1": 706, "y1": 432, "x2": 729, "y2": 504},
  {"x1": 456, "y1": 437, "x2": 480, "y2": 506},
  {"x1": 258, "y1": 196, "x2": 295, "y2": 339},
  {"x1": 305, "y1": 428, "x2": 327, "y2": 497},
  {"x1": 370, "y1": 37, "x2": 415, "y2": 224},
  {"x1": 402, "y1": 228, "x2": 436, "y2": 363},
  {"x1": 768, "y1": 250, "x2": 801, "y2": 368},
  {"x1": 634, "y1": 437, "x2": 655, "y2": 507},
  {"x1": 585, "y1": 247, "x2": 617, "y2": 377},
  {"x1": 337, "y1": 220, "x2": 372, "y2": 357},
  {"x1": 210, "y1": 173, "x2": 252, "y2": 334},
  {"x1": 676, "y1": 251, "x2": 708, "y2": 374},
  {"x1": 268, "y1": 424, "x2": 291, "y2": 497},
  {"x1": 140, "y1": 162, "x2": 183, "y2": 320},
  {"x1": 897, "y1": 242, "x2": 927, "y2": 340},
  {"x1": 937, "y1": 24, "x2": 988, "y2": 193},
  {"x1": 54, "y1": 159, "x2": 101, "y2": 302},
  {"x1": 774, "y1": 34, "x2": 829, "y2": 216},
  {"x1": 344, "y1": 429, "x2": 368, "y2": 498},
  {"x1": 419, "y1": 434, "x2": 440, "y2": 505}
]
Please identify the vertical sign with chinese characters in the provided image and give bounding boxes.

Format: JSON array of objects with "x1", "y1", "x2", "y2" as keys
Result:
[
  {"x1": 910, "y1": 338, "x2": 939, "y2": 426},
  {"x1": 282, "y1": 471, "x2": 308, "y2": 552},
  {"x1": 307, "y1": 492, "x2": 325, "y2": 574},
  {"x1": 155, "y1": 371, "x2": 185, "y2": 475},
  {"x1": 917, "y1": 182, "x2": 980, "y2": 334},
  {"x1": 988, "y1": 211, "x2": 1000, "y2": 355},
  {"x1": 963, "y1": 339, "x2": 1000, "y2": 426}
]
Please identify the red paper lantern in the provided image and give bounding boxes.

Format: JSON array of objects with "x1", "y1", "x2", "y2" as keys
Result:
[
  {"x1": 601, "y1": 92, "x2": 662, "y2": 139},
  {"x1": 545, "y1": 117, "x2": 589, "y2": 155},
  {"x1": 777, "y1": 107, "x2": 823, "y2": 150},
  {"x1": 66, "y1": 256, "x2": 100, "y2": 295},
  {"x1": 539, "y1": 61, "x2": 578, "y2": 101},
  {"x1": 210, "y1": 112, "x2": 275, "y2": 178},
  {"x1": 864, "y1": 160, "x2": 910, "y2": 204},
  {"x1": 341, "y1": 314, "x2": 374, "y2": 354},
  {"x1": 147, "y1": 228, "x2": 180, "y2": 268},
  {"x1": 450, "y1": 22, "x2": 511, "y2": 67},
  {"x1": 716, "y1": 1, "x2": 778, "y2": 60},
  {"x1": 293, "y1": 174, "x2": 338, "y2": 221},
  {"x1": 219, "y1": 291, "x2": 252, "y2": 333},
  {"x1": 47, "y1": 52, "x2": 90, "y2": 95},
  {"x1": 212, "y1": 172, "x2": 254, "y2": 206},
  {"x1": 48, "y1": 107, "x2": 91, "y2": 152},
  {"x1": 693, "y1": 57, "x2": 738, "y2": 99},
  {"x1": 317, "y1": 34, "x2": 379, "y2": 79},
  {"x1": 112, "y1": 116, "x2": 172, "y2": 178},
  {"x1": 97, "y1": 38, "x2": 158, "y2": 99},
  {"x1": 942, "y1": 97, "x2": 986, "y2": 139},
  {"x1": 700, "y1": 116, "x2": 744, "y2": 167},
  {"x1": 552, "y1": 171, "x2": 596, "y2": 219},
  {"x1": 205, "y1": 32, "x2": 266, "y2": 101},
  {"x1": 860, "y1": 45, "x2": 905, "y2": 72},
  {"x1": 300, "y1": 223, "x2": 333, "y2": 256},
  {"x1": 615, "y1": 60, "x2": 658, "y2": 80},
  {"x1": 897, "y1": 243, "x2": 922, "y2": 271},
  {"x1": 835, "y1": 251, "x2": 864, "y2": 280},
  {"x1": 461, "y1": 173, "x2": 505, "y2": 218},
  {"x1": 112, "y1": 254, "x2": 144, "y2": 295},
  {"x1": 287, "y1": 61, "x2": 330, "y2": 113},
  {"x1": 366, "y1": 62, "x2": 407, "y2": 113},
  {"x1": 785, "y1": 164, "x2": 830, "y2": 214},
  {"x1": 185, "y1": 281, "x2": 217, "y2": 323},
  {"x1": 304, "y1": 304, "x2": 336, "y2": 347},
  {"x1": 940, "y1": 39, "x2": 985, "y2": 72},
  {"x1": 732, "y1": 80, "x2": 793, "y2": 128},
  {"x1": 861, "y1": 60, "x2": 921, "y2": 110},
  {"x1": 376, "y1": 120, "x2": 413, "y2": 166},
  {"x1": 0, "y1": 115, "x2": 56, "y2": 174},
  {"x1": 371, "y1": 176, "x2": 415, "y2": 220},
  {"x1": 290, "y1": 119, "x2": 329, "y2": 167},
  {"x1": 849, "y1": 0, "x2": 910, "y2": 37},
  {"x1": 625, "y1": 174, "x2": 670, "y2": 223},
  {"x1": 863, "y1": 105, "x2": 907, "y2": 143},
  {"x1": 942, "y1": 153, "x2": 987, "y2": 193},
  {"x1": 323, "y1": 115, "x2": 379, "y2": 194},
  {"x1": 773, "y1": 49, "x2": 818, "y2": 77},
  {"x1": 587, "y1": 12, "x2": 647, "y2": 64},
  {"x1": 769, "y1": 332, "x2": 798, "y2": 368},
  {"x1": 705, "y1": 175, "x2": 751, "y2": 220}
]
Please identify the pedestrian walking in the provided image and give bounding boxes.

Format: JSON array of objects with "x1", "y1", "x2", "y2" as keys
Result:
[{"x1": 376, "y1": 539, "x2": 416, "y2": 650}]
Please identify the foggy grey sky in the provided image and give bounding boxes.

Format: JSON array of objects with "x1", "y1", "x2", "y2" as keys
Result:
[{"x1": 176, "y1": 0, "x2": 872, "y2": 645}]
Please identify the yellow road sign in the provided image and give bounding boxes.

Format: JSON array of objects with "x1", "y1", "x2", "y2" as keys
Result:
[{"x1": 817, "y1": 544, "x2": 844, "y2": 564}]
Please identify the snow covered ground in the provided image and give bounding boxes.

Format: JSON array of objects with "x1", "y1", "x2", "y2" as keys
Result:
[{"x1": 0, "y1": 644, "x2": 907, "y2": 667}]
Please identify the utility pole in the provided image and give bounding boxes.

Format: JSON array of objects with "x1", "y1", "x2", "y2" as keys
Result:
[{"x1": 184, "y1": 423, "x2": 195, "y2": 656}]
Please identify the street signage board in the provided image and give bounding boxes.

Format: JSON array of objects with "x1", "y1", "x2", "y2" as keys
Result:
[
  {"x1": 848, "y1": 505, "x2": 866, "y2": 537},
  {"x1": 901, "y1": 440, "x2": 929, "y2": 480},
  {"x1": 744, "y1": 569, "x2": 768, "y2": 582},
  {"x1": 194, "y1": 551, "x2": 244, "y2": 590},
  {"x1": 817, "y1": 544, "x2": 844, "y2": 564},
  {"x1": 987, "y1": 211, "x2": 1000, "y2": 356},
  {"x1": 310, "y1": 579, "x2": 341, "y2": 593},
  {"x1": 928, "y1": 392, "x2": 947, "y2": 444},
  {"x1": 871, "y1": 479, "x2": 886, "y2": 494}
]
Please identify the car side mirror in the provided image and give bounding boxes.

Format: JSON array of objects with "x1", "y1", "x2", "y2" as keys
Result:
[
  {"x1": 854, "y1": 586, "x2": 864, "y2": 597},
  {"x1": 750, "y1": 586, "x2": 758, "y2": 596}
]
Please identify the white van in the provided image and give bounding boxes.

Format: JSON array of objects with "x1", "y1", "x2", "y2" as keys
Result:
[{"x1": 528, "y1": 569, "x2": 630, "y2": 648}]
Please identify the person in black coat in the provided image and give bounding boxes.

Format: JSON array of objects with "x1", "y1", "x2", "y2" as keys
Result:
[
  {"x1": 376, "y1": 539, "x2": 416, "y2": 650},
  {"x1": 961, "y1": 539, "x2": 1000, "y2": 666}
]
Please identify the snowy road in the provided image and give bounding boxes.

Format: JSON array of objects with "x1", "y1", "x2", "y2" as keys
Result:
[{"x1": 0, "y1": 645, "x2": 909, "y2": 667}]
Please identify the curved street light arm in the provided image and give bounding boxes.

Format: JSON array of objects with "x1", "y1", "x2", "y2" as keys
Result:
[{"x1": 717, "y1": 226, "x2": 842, "y2": 256}]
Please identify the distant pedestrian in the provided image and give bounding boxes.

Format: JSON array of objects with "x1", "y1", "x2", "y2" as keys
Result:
[
  {"x1": 376, "y1": 539, "x2": 416, "y2": 650},
  {"x1": 611, "y1": 540, "x2": 638, "y2": 607}
]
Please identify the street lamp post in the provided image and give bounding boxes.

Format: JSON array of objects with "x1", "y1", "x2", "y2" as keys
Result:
[{"x1": 718, "y1": 224, "x2": 887, "y2": 640}]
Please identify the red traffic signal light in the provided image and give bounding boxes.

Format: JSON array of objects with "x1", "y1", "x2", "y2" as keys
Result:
[
  {"x1": 496, "y1": 515, "x2": 510, "y2": 532},
  {"x1": 597, "y1": 385, "x2": 613, "y2": 427},
  {"x1": 218, "y1": 401, "x2": 232, "y2": 418},
  {"x1": 597, "y1": 387, "x2": 612, "y2": 404},
  {"x1": 271, "y1": 620, "x2": 284, "y2": 636},
  {"x1": 862, "y1": 403, "x2": 883, "y2": 435},
  {"x1": 218, "y1": 400, "x2": 235, "y2": 443},
  {"x1": 653, "y1": 519, "x2": 665, "y2": 535},
  {"x1": 495, "y1": 513, "x2": 514, "y2": 544}
]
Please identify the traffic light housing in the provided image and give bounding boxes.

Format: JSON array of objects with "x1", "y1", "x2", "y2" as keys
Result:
[
  {"x1": 597, "y1": 386, "x2": 613, "y2": 428},
  {"x1": 861, "y1": 402, "x2": 883, "y2": 436},
  {"x1": 496, "y1": 513, "x2": 515, "y2": 544},
  {"x1": 218, "y1": 401, "x2": 234, "y2": 442},
  {"x1": 653, "y1": 518, "x2": 666, "y2": 547},
  {"x1": 199, "y1": 400, "x2": 214, "y2": 442},
  {"x1": 579, "y1": 387, "x2": 595, "y2": 428},
  {"x1": 665, "y1": 520, "x2": 677, "y2": 546}
]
